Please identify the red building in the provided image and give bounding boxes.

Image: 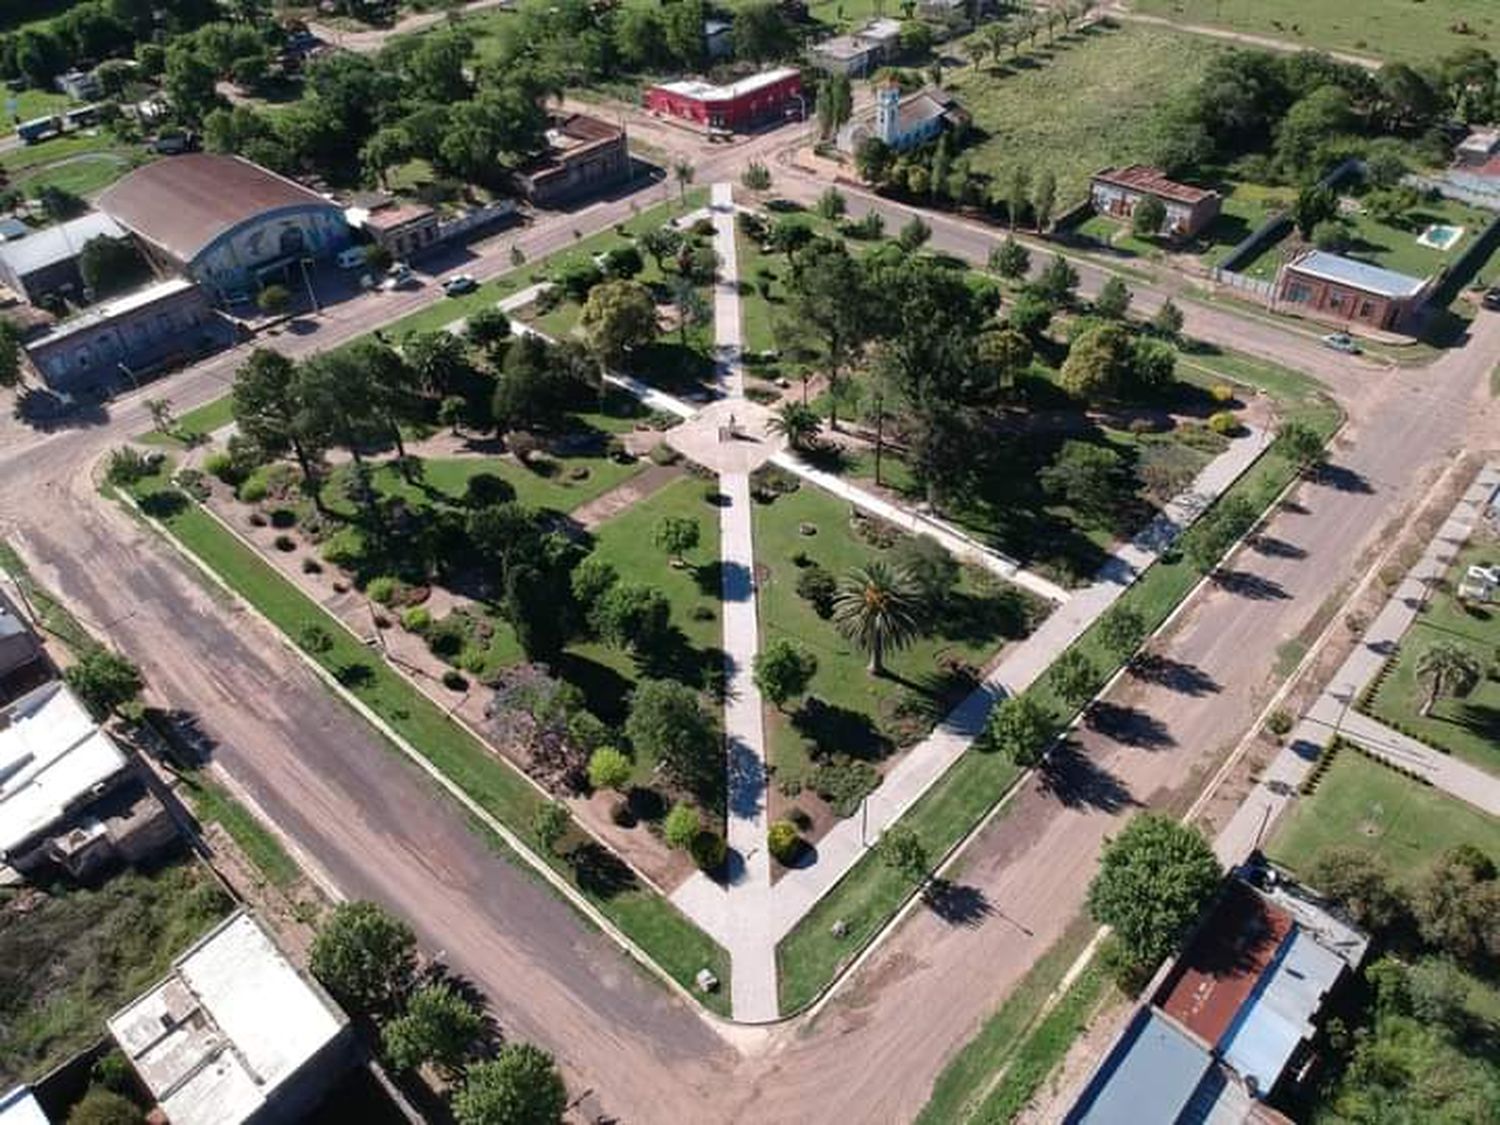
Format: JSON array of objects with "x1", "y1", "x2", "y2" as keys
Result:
[{"x1": 644, "y1": 67, "x2": 803, "y2": 133}]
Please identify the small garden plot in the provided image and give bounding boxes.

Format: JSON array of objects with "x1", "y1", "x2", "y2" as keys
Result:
[
  {"x1": 1367, "y1": 535, "x2": 1500, "y2": 775},
  {"x1": 752, "y1": 473, "x2": 1044, "y2": 840}
]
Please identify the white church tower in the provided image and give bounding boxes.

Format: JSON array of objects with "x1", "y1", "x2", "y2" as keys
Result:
[{"x1": 875, "y1": 80, "x2": 901, "y2": 146}]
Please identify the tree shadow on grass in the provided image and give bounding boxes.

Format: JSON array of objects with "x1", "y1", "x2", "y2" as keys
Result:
[
  {"x1": 569, "y1": 841, "x2": 638, "y2": 900},
  {"x1": 792, "y1": 697, "x2": 894, "y2": 761},
  {"x1": 1037, "y1": 741, "x2": 1137, "y2": 814},
  {"x1": 922, "y1": 878, "x2": 993, "y2": 928},
  {"x1": 553, "y1": 651, "x2": 636, "y2": 723},
  {"x1": 139, "y1": 489, "x2": 189, "y2": 519},
  {"x1": 1456, "y1": 702, "x2": 1500, "y2": 746}
]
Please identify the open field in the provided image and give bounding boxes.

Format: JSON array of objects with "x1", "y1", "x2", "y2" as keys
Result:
[
  {"x1": 1269, "y1": 748, "x2": 1500, "y2": 876},
  {"x1": 119, "y1": 468, "x2": 732, "y2": 1011},
  {"x1": 1367, "y1": 537, "x2": 1500, "y2": 774},
  {"x1": 0, "y1": 858, "x2": 231, "y2": 1084},
  {"x1": 945, "y1": 22, "x2": 1225, "y2": 206},
  {"x1": 1128, "y1": 0, "x2": 1499, "y2": 63}
]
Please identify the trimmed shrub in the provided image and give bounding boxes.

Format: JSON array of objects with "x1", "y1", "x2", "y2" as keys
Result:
[
  {"x1": 273, "y1": 534, "x2": 296, "y2": 552},
  {"x1": 301, "y1": 557, "x2": 322, "y2": 574},
  {"x1": 796, "y1": 565, "x2": 837, "y2": 619},
  {"x1": 1209, "y1": 384, "x2": 1235, "y2": 404},
  {"x1": 649, "y1": 442, "x2": 681, "y2": 466},
  {"x1": 768, "y1": 820, "x2": 801, "y2": 864},
  {"x1": 366, "y1": 576, "x2": 399, "y2": 605},
  {"x1": 269, "y1": 507, "x2": 297, "y2": 529},
  {"x1": 442, "y1": 670, "x2": 467, "y2": 691},
  {"x1": 401, "y1": 606, "x2": 432, "y2": 634},
  {"x1": 690, "y1": 829, "x2": 727, "y2": 871},
  {"x1": 1208, "y1": 410, "x2": 1240, "y2": 436},
  {"x1": 204, "y1": 451, "x2": 242, "y2": 485},
  {"x1": 663, "y1": 803, "x2": 701, "y2": 849}
]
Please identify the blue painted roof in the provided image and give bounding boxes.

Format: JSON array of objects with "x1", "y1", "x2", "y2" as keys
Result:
[
  {"x1": 1287, "y1": 250, "x2": 1428, "y2": 299},
  {"x1": 1065, "y1": 1009, "x2": 1212, "y2": 1125},
  {"x1": 1219, "y1": 929, "x2": 1346, "y2": 1095}
]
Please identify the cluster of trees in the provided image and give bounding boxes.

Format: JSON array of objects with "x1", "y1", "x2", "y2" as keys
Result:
[
  {"x1": 0, "y1": 0, "x2": 219, "y2": 88},
  {"x1": 1305, "y1": 841, "x2": 1500, "y2": 1119},
  {"x1": 199, "y1": 25, "x2": 552, "y2": 188},
  {"x1": 309, "y1": 901, "x2": 568, "y2": 1124},
  {"x1": 1148, "y1": 45, "x2": 1499, "y2": 185}
]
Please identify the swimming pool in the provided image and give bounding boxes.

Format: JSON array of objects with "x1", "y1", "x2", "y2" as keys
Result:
[{"x1": 1418, "y1": 223, "x2": 1465, "y2": 251}]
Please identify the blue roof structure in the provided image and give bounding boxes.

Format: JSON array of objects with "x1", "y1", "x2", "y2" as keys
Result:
[
  {"x1": 1219, "y1": 929, "x2": 1347, "y2": 1095},
  {"x1": 1065, "y1": 1009, "x2": 1212, "y2": 1125},
  {"x1": 1287, "y1": 250, "x2": 1428, "y2": 299}
]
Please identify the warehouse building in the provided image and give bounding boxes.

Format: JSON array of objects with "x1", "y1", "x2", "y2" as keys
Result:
[
  {"x1": 515, "y1": 113, "x2": 631, "y2": 207},
  {"x1": 99, "y1": 154, "x2": 351, "y2": 305}
]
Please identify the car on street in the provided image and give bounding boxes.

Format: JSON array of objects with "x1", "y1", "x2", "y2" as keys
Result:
[
  {"x1": 442, "y1": 273, "x2": 478, "y2": 297},
  {"x1": 379, "y1": 262, "x2": 414, "y2": 291},
  {"x1": 336, "y1": 246, "x2": 369, "y2": 270},
  {"x1": 1482, "y1": 287, "x2": 1500, "y2": 311},
  {"x1": 1321, "y1": 332, "x2": 1361, "y2": 355}
]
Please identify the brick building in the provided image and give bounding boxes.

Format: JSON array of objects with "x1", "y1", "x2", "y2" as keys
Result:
[
  {"x1": 644, "y1": 68, "x2": 804, "y2": 133},
  {"x1": 515, "y1": 113, "x2": 631, "y2": 207},
  {"x1": 1090, "y1": 165, "x2": 1222, "y2": 239},
  {"x1": 1276, "y1": 250, "x2": 1430, "y2": 331},
  {"x1": 360, "y1": 202, "x2": 439, "y2": 260}
]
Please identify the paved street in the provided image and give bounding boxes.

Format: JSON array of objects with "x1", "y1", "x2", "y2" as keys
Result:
[{"x1": 1, "y1": 118, "x2": 1497, "y2": 1123}]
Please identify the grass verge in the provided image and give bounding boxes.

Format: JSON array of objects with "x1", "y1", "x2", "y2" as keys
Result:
[
  {"x1": 776, "y1": 359, "x2": 1341, "y2": 1013},
  {"x1": 117, "y1": 470, "x2": 731, "y2": 1013}
]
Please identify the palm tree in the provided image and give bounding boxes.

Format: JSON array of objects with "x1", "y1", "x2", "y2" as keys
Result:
[
  {"x1": 833, "y1": 562, "x2": 924, "y2": 676},
  {"x1": 673, "y1": 159, "x2": 695, "y2": 204},
  {"x1": 1415, "y1": 641, "x2": 1481, "y2": 717},
  {"x1": 768, "y1": 401, "x2": 821, "y2": 450}
]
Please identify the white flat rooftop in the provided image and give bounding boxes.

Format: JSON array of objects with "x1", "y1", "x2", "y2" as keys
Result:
[
  {"x1": 0, "y1": 680, "x2": 127, "y2": 855},
  {"x1": 28, "y1": 277, "x2": 199, "y2": 349},
  {"x1": 0, "y1": 1087, "x2": 47, "y2": 1125},
  {"x1": 108, "y1": 911, "x2": 347, "y2": 1125},
  {"x1": 654, "y1": 67, "x2": 799, "y2": 103}
]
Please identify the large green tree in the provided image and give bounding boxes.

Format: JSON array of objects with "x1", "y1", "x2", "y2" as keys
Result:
[
  {"x1": 580, "y1": 279, "x2": 657, "y2": 367},
  {"x1": 381, "y1": 984, "x2": 486, "y2": 1078},
  {"x1": 625, "y1": 679, "x2": 719, "y2": 796},
  {"x1": 453, "y1": 1044, "x2": 567, "y2": 1125},
  {"x1": 1087, "y1": 813, "x2": 1220, "y2": 967},
  {"x1": 309, "y1": 900, "x2": 417, "y2": 1015},
  {"x1": 781, "y1": 240, "x2": 872, "y2": 430}
]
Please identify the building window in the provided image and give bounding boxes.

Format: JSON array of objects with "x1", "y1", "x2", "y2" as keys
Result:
[{"x1": 1358, "y1": 300, "x2": 1374, "y2": 320}]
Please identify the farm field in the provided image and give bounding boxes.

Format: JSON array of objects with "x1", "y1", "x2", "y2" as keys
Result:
[
  {"x1": 1127, "y1": 0, "x2": 1499, "y2": 63},
  {"x1": 944, "y1": 22, "x2": 1226, "y2": 207}
]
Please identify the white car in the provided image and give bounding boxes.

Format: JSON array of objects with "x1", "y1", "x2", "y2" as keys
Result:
[
  {"x1": 442, "y1": 273, "x2": 478, "y2": 297},
  {"x1": 1321, "y1": 332, "x2": 1361, "y2": 355},
  {"x1": 336, "y1": 246, "x2": 369, "y2": 270}
]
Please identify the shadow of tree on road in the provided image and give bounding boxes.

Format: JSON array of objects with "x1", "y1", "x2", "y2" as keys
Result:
[
  {"x1": 1129, "y1": 654, "x2": 1220, "y2": 696},
  {"x1": 922, "y1": 879, "x2": 993, "y2": 928},
  {"x1": 1037, "y1": 742, "x2": 1138, "y2": 814},
  {"x1": 1085, "y1": 701, "x2": 1174, "y2": 749},
  {"x1": 1213, "y1": 569, "x2": 1291, "y2": 601}
]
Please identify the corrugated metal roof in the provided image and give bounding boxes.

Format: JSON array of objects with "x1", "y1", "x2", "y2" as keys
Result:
[
  {"x1": 1286, "y1": 250, "x2": 1428, "y2": 299},
  {"x1": 1066, "y1": 1009, "x2": 1213, "y2": 1125},
  {"x1": 0, "y1": 213, "x2": 125, "y2": 278},
  {"x1": 1219, "y1": 929, "x2": 1346, "y2": 1094}
]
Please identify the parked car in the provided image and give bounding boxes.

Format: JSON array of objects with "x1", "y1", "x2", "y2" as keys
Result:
[
  {"x1": 442, "y1": 273, "x2": 478, "y2": 297},
  {"x1": 1321, "y1": 332, "x2": 1361, "y2": 355},
  {"x1": 380, "y1": 263, "x2": 415, "y2": 291},
  {"x1": 1482, "y1": 287, "x2": 1500, "y2": 311},
  {"x1": 336, "y1": 246, "x2": 369, "y2": 270}
]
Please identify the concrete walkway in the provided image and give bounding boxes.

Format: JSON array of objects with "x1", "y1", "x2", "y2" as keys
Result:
[
  {"x1": 705, "y1": 182, "x2": 778, "y2": 1020},
  {"x1": 1216, "y1": 461, "x2": 1500, "y2": 863}
]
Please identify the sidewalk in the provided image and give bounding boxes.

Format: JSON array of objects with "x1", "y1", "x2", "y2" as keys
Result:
[{"x1": 1216, "y1": 461, "x2": 1500, "y2": 864}]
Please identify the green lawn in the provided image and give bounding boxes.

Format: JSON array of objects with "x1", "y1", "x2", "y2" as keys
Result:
[
  {"x1": 754, "y1": 480, "x2": 1039, "y2": 788},
  {"x1": 1366, "y1": 540, "x2": 1500, "y2": 775},
  {"x1": 1198, "y1": 181, "x2": 1297, "y2": 267},
  {"x1": 0, "y1": 129, "x2": 137, "y2": 175},
  {"x1": 1129, "y1": 0, "x2": 1499, "y2": 62},
  {"x1": 1269, "y1": 749, "x2": 1500, "y2": 879},
  {"x1": 322, "y1": 451, "x2": 643, "y2": 520},
  {"x1": 777, "y1": 355, "x2": 1341, "y2": 1014},
  {"x1": 947, "y1": 22, "x2": 1226, "y2": 207},
  {"x1": 139, "y1": 394, "x2": 239, "y2": 447},
  {"x1": 561, "y1": 474, "x2": 723, "y2": 747},
  {"x1": 120, "y1": 470, "x2": 731, "y2": 1011},
  {"x1": 1342, "y1": 195, "x2": 1491, "y2": 280},
  {"x1": 179, "y1": 769, "x2": 303, "y2": 889},
  {"x1": 0, "y1": 858, "x2": 231, "y2": 1085}
]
